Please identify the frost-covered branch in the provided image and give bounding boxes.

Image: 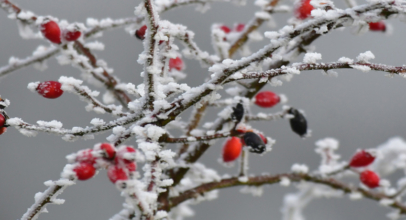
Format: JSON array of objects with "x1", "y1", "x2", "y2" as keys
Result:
[
  {"x1": 160, "y1": 131, "x2": 234, "y2": 143},
  {"x1": 166, "y1": 173, "x2": 406, "y2": 213}
]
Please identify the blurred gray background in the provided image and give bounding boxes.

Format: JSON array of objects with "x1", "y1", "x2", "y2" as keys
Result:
[{"x1": 1, "y1": 0, "x2": 406, "y2": 219}]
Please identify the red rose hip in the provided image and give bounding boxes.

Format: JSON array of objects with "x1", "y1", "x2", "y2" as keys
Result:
[
  {"x1": 73, "y1": 162, "x2": 96, "y2": 181},
  {"x1": 369, "y1": 22, "x2": 386, "y2": 32},
  {"x1": 63, "y1": 27, "x2": 81, "y2": 41},
  {"x1": 295, "y1": 0, "x2": 314, "y2": 20},
  {"x1": 349, "y1": 150, "x2": 376, "y2": 167},
  {"x1": 222, "y1": 137, "x2": 242, "y2": 162},
  {"x1": 135, "y1": 25, "x2": 147, "y2": 40},
  {"x1": 36, "y1": 81, "x2": 64, "y2": 99},
  {"x1": 220, "y1": 25, "x2": 231, "y2": 34},
  {"x1": 235, "y1": 23, "x2": 245, "y2": 32},
  {"x1": 40, "y1": 20, "x2": 61, "y2": 44},
  {"x1": 107, "y1": 165, "x2": 128, "y2": 183},
  {"x1": 99, "y1": 143, "x2": 116, "y2": 160},
  {"x1": 0, "y1": 114, "x2": 5, "y2": 128},
  {"x1": 169, "y1": 57, "x2": 184, "y2": 71},
  {"x1": 0, "y1": 127, "x2": 6, "y2": 135},
  {"x1": 254, "y1": 91, "x2": 280, "y2": 108},
  {"x1": 360, "y1": 170, "x2": 380, "y2": 188}
]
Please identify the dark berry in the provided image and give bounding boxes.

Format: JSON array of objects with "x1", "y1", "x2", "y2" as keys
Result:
[
  {"x1": 288, "y1": 108, "x2": 308, "y2": 137},
  {"x1": 231, "y1": 103, "x2": 244, "y2": 123},
  {"x1": 242, "y1": 132, "x2": 266, "y2": 154}
]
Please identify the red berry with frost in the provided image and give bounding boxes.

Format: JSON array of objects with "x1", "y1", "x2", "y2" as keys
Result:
[
  {"x1": 36, "y1": 81, "x2": 64, "y2": 99},
  {"x1": 255, "y1": 91, "x2": 280, "y2": 108},
  {"x1": 40, "y1": 20, "x2": 61, "y2": 44},
  {"x1": 349, "y1": 150, "x2": 376, "y2": 167},
  {"x1": 76, "y1": 149, "x2": 96, "y2": 164},
  {"x1": 295, "y1": 0, "x2": 314, "y2": 20},
  {"x1": 99, "y1": 143, "x2": 116, "y2": 160},
  {"x1": 126, "y1": 162, "x2": 137, "y2": 172},
  {"x1": 135, "y1": 25, "x2": 147, "y2": 40},
  {"x1": 107, "y1": 165, "x2": 128, "y2": 183},
  {"x1": 169, "y1": 57, "x2": 184, "y2": 71},
  {"x1": 0, "y1": 127, "x2": 6, "y2": 135},
  {"x1": 222, "y1": 137, "x2": 242, "y2": 162},
  {"x1": 235, "y1": 23, "x2": 245, "y2": 32},
  {"x1": 0, "y1": 114, "x2": 5, "y2": 128},
  {"x1": 360, "y1": 170, "x2": 380, "y2": 188},
  {"x1": 73, "y1": 162, "x2": 96, "y2": 181},
  {"x1": 116, "y1": 146, "x2": 136, "y2": 164},
  {"x1": 63, "y1": 28, "x2": 81, "y2": 41},
  {"x1": 369, "y1": 22, "x2": 386, "y2": 32},
  {"x1": 220, "y1": 25, "x2": 231, "y2": 34}
]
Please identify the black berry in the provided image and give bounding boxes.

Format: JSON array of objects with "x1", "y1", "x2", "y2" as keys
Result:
[
  {"x1": 231, "y1": 103, "x2": 244, "y2": 123},
  {"x1": 288, "y1": 108, "x2": 307, "y2": 137},
  {"x1": 242, "y1": 132, "x2": 266, "y2": 154}
]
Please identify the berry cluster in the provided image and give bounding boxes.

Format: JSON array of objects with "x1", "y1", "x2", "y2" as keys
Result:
[
  {"x1": 66, "y1": 143, "x2": 137, "y2": 183},
  {"x1": 40, "y1": 19, "x2": 82, "y2": 44},
  {"x1": 348, "y1": 149, "x2": 380, "y2": 188}
]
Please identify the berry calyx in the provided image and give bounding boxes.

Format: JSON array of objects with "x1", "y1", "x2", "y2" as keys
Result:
[
  {"x1": 73, "y1": 162, "x2": 96, "y2": 181},
  {"x1": 0, "y1": 127, "x2": 6, "y2": 135},
  {"x1": 295, "y1": 0, "x2": 314, "y2": 20},
  {"x1": 40, "y1": 20, "x2": 61, "y2": 44},
  {"x1": 349, "y1": 150, "x2": 376, "y2": 167},
  {"x1": 220, "y1": 25, "x2": 231, "y2": 34},
  {"x1": 99, "y1": 143, "x2": 116, "y2": 160},
  {"x1": 360, "y1": 170, "x2": 380, "y2": 188},
  {"x1": 0, "y1": 114, "x2": 5, "y2": 128},
  {"x1": 107, "y1": 165, "x2": 128, "y2": 183},
  {"x1": 169, "y1": 57, "x2": 184, "y2": 71},
  {"x1": 235, "y1": 23, "x2": 245, "y2": 32},
  {"x1": 135, "y1": 25, "x2": 147, "y2": 40},
  {"x1": 242, "y1": 132, "x2": 266, "y2": 154},
  {"x1": 369, "y1": 22, "x2": 386, "y2": 32},
  {"x1": 254, "y1": 91, "x2": 280, "y2": 108},
  {"x1": 288, "y1": 108, "x2": 308, "y2": 137},
  {"x1": 63, "y1": 27, "x2": 81, "y2": 41},
  {"x1": 36, "y1": 81, "x2": 64, "y2": 99},
  {"x1": 222, "y1": 137, "x2": 242, "y2": 162}
]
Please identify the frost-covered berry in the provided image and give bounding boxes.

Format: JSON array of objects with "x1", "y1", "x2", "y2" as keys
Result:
[
  {"x1": 242, "y1": 132, "x2": 266, "y2": 154},
  {"x1": 288, "y1": 108, "x2": 308, "y2": 137},
  {"x1": 220, "y1": 25, "x2": 231, "y2": 34},
  {"x1": 349, "y1": 150, "x2": 376, "y2": 167},
  {"x1": 125, "y1": 162, "x2": 137, "y2": 172},
  {"x1": 63, "y1": 28, "x2": 81, "y2": 41},
  {"x1": 360, "y1": 170, "x2": 380, "y2": 188},
  {"x1": 40, "y1": 20, "x2": 61, "y2": 44},
  {"x1": 73, "y1": 162, "x2": 96, "y2": 181},
  {"x1": 0, "y1": 127, "x2": 6, "y2": 135},
  {"x1": 99, "y1": 143, "x2": 116, "y2": 160},
  {"x1": 231, "y1": 103, "x2": 244, "y2": 123},
  {"x1": 76, "y1": 149, "x2": 96, "y2": 164},
  {"x1": 135, "y1": 25, "x2": 147, "y2": 40},
  {"x1": 107, "y1": 165, "x2": 128, "y2": 183},
  {"x1": 295, "y1": 0, "x2": 313, "y2": 20},
  {"x1": 254, "y1": 91, "x2": 280, "y2": 108},
  {"x1": 222, "y1": 137, "x2": 242, "y2": 162},
  {"x1": 0, "y1": 114, "x2": 5, "y2": 128},
  {"x1": 235, "y1": 23, "x2": 245, "y2": 32},
  {"x1": 169, "y1": 57, "x2": 184, "y2": 71},
  {"x1": 369, "y1": 22, "x2": 386, "y2": 32},
  {"x1": 115, "y1": 146, "x2": 136, "y2": 165},
  {"x1": 36, "y1": 81, "x2": 64, "y2": 99}
]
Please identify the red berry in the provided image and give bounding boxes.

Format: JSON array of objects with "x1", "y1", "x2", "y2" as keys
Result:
[
  {"x1": 36, "y1": 81, "x2": 64, "y2": 99},
  {"x1": 222, "y1": 137, "x2": 242, "y2": 162},
  {"x1": 258, "y1": 133, "x2": 267, "y2": 144},
  {"x1": 169, "y1": 57, "x2": 184, "y2": 71},
  {"x1": 0, "y1": 114, "x2": 5, "y2": 128},
  {"x1": 107, "y1": 165, "x2": 128, "y2": 183},
  {"x1": 369, "y1": 22, "x2": 386, "y2": 32},
  {"x1": 126, "y1": 162, "x2": 137, "y2": 172},
  {"x1": 360, "y1": 170, "x2": 380, "y2": 188},
  {"x1": 349, "y1": 150, "x2": 376, "y2": 167},
  {"x1": 220, "y1": 25, "x2": 231, "y2": 34},
  {"x1": 40, "y1": 20, "x2": 61, "y2": 44},
  {"x1": 0, "y1": 127, "x2": 6, "y2": 135},
  {"x1": 115, "y1": 146, "x2": 136, "y2": 164},
  {"x1": 295, "y1": 0, "x2": 314, "y2": 20},
  {"x1": 75, "y1": 149, "x2": 96, "y2": 164},
  {"x1": 73, "y1": 162, "x2": 96, "y2": 181},
  {"x1": 254, "y1": 91, "x2": 280, "y2": 108},
  {"x1": 135, "y1": 25, "x2": 147, "y2": 40},
  {"x1": 99, "y1": 143, "x2": 116, "y2": 160},
  {"x1": 63, "y1": 29, "x2": 81, "y2": 41},
  {"x1": 235, "y1": 23, "x2": 245, "y2": 32}
]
